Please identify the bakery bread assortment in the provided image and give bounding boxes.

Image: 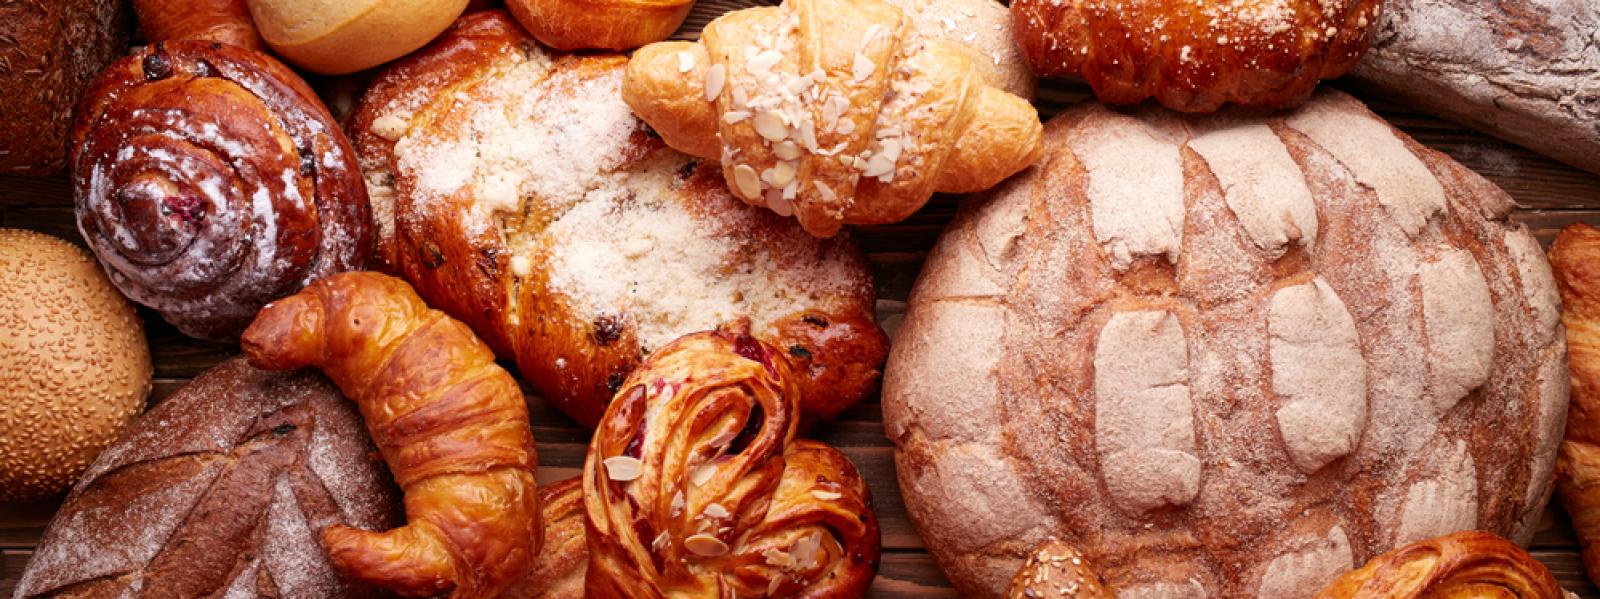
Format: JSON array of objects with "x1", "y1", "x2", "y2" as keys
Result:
[
  {"x1": 506, "y1": 0, "x2": 693, "y2": 50},
  {"x1": 13, "y1": 357, "x2": 401, "y2": 598},
  {"x1": 583, "y1": 331, "x2": 880, "y2": 597},
  {"x1": 1553, "y1": 224, "x2": 1600, "y2": 586},
  {"x1": 0, "y1": 229, "x2": 151, "y2": 503},
  {"x1": 349, "y1": 11, "x2": 887, "y2": 428},
  {"x1": 245, "y1": 0, "x2": 471, "y2": 74},
  {"x1": 1004, "y1": 539, "x2": 1112, "y2": 599},
  {"x1": 1349, "y1": 0, "x2": 1600, "y2": 175},
  {"x1": 242, "y1": 272, "x2": 542, "y2": 599},
  {"x1": 623, "y1": 0, "x2": 1044, "y2": 238},
  {"x1": 71, "y1": 40, "x2": 373, "y2": 341},
  {"x1": 0, "y1": 0, "x2": 128, "y2": 175},
  {"x1": 884, "y1": 89, "x2": 1570, "y2": 597},
  {"x1": 9, "y1": 0, "x2": 1600, "y2": 597},
  {"x1": 1012, "y1": 0, "x2": 1380, "y2": 112},
  {"x1": 1315, "y1": 531, "x2": 1565, "y2": 598},
  {"x1": 133, "y1": 0, "x2": 265, "y2": 50}
]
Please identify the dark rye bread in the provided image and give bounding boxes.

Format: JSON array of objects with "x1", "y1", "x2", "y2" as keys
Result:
[
  {"x1": 0, "y1": 0, "x2": 129, "y2": 175},
  {"x1": 13, "y1": 358, "x2": 402, "y2": 598}
]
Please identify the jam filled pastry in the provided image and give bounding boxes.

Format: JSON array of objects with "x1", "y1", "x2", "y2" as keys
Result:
[
  {"x1": 72, "y1": 40, "x2": 371, "y2": 340},
  {"x1": 583, "y1": 330, "x2": 881, "y2": 598},
  {"x1": 242, "y1": 272, "x2": 540, "y2": 599},
  {"x1": 1012, "y1": 0, "x2": 1381, "y2": 112},
  {"x1": 623, "y1": 0, "x2": 1043, "y2": 238}
]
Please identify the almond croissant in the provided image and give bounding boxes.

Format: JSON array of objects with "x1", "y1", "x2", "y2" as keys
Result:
[
  {"x1": 622, "y1": 0, "x2": 1043, "y2": 238},
  {"x1": 583, "y1": 330, "x2": 880, "y2": 597},
  {"x1": 1553, "y1": 223, "x2": 1600, "y2": 587},
  {"x1": 1314, "y1": 531, "x2": 1564, "y2": 598},
  {"x1": 241, "y1": 271, "x2": 541, "y2": 599}
]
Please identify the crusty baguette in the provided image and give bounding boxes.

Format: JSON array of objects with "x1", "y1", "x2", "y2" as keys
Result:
[{"x1": 1348, "y1": 0, "x2": 1600, "y2": 175}]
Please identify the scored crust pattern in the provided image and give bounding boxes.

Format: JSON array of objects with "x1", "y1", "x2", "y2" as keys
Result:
[
  {"x1": 14, "y1": 359, "x2": 400, "y2": 598},
  {"x1": 883, "y1": 89, "x2": 1569, "y2": 598}
]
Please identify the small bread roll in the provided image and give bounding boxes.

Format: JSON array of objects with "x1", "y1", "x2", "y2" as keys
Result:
[
  {"x1": 0, "y1": 229, "x2": 151, "y2": 502},
  {"x1": 245, "y1": 0, "x2": 469, "y2": 74}
]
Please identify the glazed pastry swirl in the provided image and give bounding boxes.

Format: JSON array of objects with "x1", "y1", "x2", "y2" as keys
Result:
[
  {"x1": 583, "y1": 331, "x2": 880, "y2": 598},
  {"x1": 72, "y1": 40, "x2": 371, "y2": 340}
]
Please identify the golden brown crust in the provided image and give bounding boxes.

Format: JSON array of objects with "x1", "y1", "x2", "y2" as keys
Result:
[
  {"x1": 241, "y1": 272, "x2": 540, "y2": 599},
  {"x1": 1012, "y1": 0, "x2": 1381, "y2": 112},
  {"x1": 505, "y1": 477, "x2": 588, "y2": 599},
  {"x1": 506, "y1": 0, "x2": 692, "y2": 50},
  {"x1": 0, "y1": 0, "x2": 127, "y2": 175},
  {"x1": 349, "y1": 11, "x2": 886, "y2": 428},
  {"x1": 71, "y1": 40, "x2": 372, "y2": 341},
  {"x1": 133, "y1": 0, "x2": 264, "y2": 50},
  {"x1": 1005, "y1": 539, "x2": 1113, "y2": 599},
  {"x1": 1314, "y1": 531, "x2": 1563, "y2": 598},
  {"x1": 246, "y1": 0, "x2": 470, "y2": 75},
  {"x1": 1551, "y1": 223, "x2": 1600, "y2": 586},
  {"x1": 583, "y1": 331, "x2": 881, "y2": 598},
  {"x1": 622, "y1": 0, "x2": 1043, "y2": 238}
]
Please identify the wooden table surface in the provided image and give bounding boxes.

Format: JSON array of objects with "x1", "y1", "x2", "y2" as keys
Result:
[{"x1": 4, "y1": 76, "x2": 1600, "y2": 597}]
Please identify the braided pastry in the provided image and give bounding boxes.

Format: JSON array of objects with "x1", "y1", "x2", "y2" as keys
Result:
[
  {"x1": 583, "y1": 331, "x2": 881, "y2": 597},
  {"x1": 241, "y1": 272, "x2": 540, "y2": 599},
  {"x1": 623, "y1": 0, "x2": 1042, "y2": 238},
  {"x1": 1314, "y1": 531, "x2": 1564, "y2": 598},
  {"x1": 1005, "y1": 539, "x2": 1113, "y2": 599},
  {"x1": 1012, "y1": 0, "x2": 1381, "y2": 112},
  {"x1": 72, "y1": 41, "x2": 372, "y2": 341},
  {"x1": 1552, "y1": 223, "x2": 1600, "y2": 586}
]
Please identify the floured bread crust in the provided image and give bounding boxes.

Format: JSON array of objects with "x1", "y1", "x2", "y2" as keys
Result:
[
  {"x1": 350, "y1": 11, "x2": 886, "y2": 427},
  {"x1": 883, "y1": 89, "x2": 1568, "y2": 598}
]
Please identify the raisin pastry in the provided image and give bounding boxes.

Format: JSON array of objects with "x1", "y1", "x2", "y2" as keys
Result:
[{"x1": 349, "y1": 11, "x2": 887, "y2": 427}]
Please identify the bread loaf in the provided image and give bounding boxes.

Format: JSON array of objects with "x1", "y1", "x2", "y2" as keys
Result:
[
  {"x1": 884, "y1": 89, "x2": 1569, "y2": 598},
  {"x1": 348, "y1": 11, "x2": 887, "y2": 428},
  {"x1": 13, "y1": 358, "x2": 401, "y2": 598},
  {"x1": 246, "y1": 0, "x2": 470, "y2": 74},
  {"x1": 0, "y1": 0, "x2": 128, "y2": 175},
  {"x1": 1348, "y1": 0, "x2": 1600, "y2": 175}
]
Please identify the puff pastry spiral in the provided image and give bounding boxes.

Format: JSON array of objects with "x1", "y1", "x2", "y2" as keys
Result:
[{"x1": 583, "y1": 330, "x2": 881, "y2": 597}]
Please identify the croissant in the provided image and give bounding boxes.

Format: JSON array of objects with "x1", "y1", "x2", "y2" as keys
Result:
[
  {"x1": 583, "y1": 330, "x2": 881, "y2": 597},
  {"x1": 1005, "y1": 539, "x2": 1113, "y2": 599},
  {"x1": 1314, "y1": 531, "x2": 1563, "y2": 598},
  {"x1": 1552, "y1": 223, "x2": 1600, "y2": 586},
  {"x1": 132, "y1": 0, "x2": 264, "y2": 50},
  {"x1": 72, "y1": 41, "x2": 372, "y2": 341},
  {"x1": 241, "y1": 271, "x2": 540, "y2": 599},
  {"x1": 1011, "y1": 0, "x2": 1381, "y2": 112},
  {"x1": 622, "y1": 0, "x2": 1043, "y2": 238}
]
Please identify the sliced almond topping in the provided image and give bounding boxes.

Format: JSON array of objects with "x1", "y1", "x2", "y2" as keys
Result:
[
  {"x1": 731, "y1": 85, "x2": 749, "y2": 109},
  {"x1": 671, "y1": 490, "x2": 686, "y2": 517},
  {"x1": 690, "y1": 463, "x2": 717, "y2": 487},
  {"x1": 621, "y1": 237, "x2": 655, "y2": 259},
  {"x1": 753, "y1": 111, "x2": 788, "y2": 142},
  {"x1": 781, "y1": 179, "x2": 798, "y2": 201},
  {"x1": 704, "y1": 502, "x2": 730, "y2": 519},
  {"x1": 773, "y1": 141, "x2": 803, "y2": 161},
  {"x1": 852, "y1": 53, "x2": 875, "y2": 83},
  {"x1": 747, "y1": 49, "x2": 782, "y2": 75},
  {"x1": 704, "y1": 64, "x2": 727, "y2": 101},
  {"x1": 799, "y1": 120, "x2": 820, "y2": 152},
  {"x1": 707, "y1": 428, "x2": 739, "y2": 449},
  {"x1": 862, "y1": 153, "x2": 895, "y2": 178},
  {"x1": 678, "y1": 51, "x2": 696, "y2": 73},
  {"x1": 879, "y1": 138, "x2": 902, "y2": 162},
  {"x1": 810, "y1": 489, "x2": 843, "y2": 501},
  {"x1": 370, "y1": 114, "x2": 408, "y2": 141},
  {"x1": 652, "y1": 531, "x2": 671, "y2": 551},
  {"x1": 603, "y1": 456, "x2": 643, "y2": 482},
  {"x1": 769, "y1": 161, "x2": 797, "y2": 187},
  {"x1": 813, "y1": 181, "x2": 837, "y2": 202},
  {"x1": 732, "y1": 164, "x2": 762, "y2": 199},
  {"x1": 685, "y1": 534, "x2": 730, "y2": 557},
  {"x1": 723, "y1": 110, "x2": 752, "y2": 124},
  {"x1": 764, "y1": 548, "x2": 796, "y2": 568},
  {"x1": 767, "y1": 575, "x2": 783, "y2": 597},
  {"x1": 835, "y1": 118, "x2": 856, "y2": 136},
  {"x1": 767, "y1": 189, "x2": 794, "y2": 217}
]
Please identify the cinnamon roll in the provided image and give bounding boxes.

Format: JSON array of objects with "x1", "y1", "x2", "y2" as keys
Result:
[
  {"x1": 72, "y1": 40, "x2": 372, "y2": 340},
  {"x1": 583, "y1": 330, "x2": 881, "y2": 598}
]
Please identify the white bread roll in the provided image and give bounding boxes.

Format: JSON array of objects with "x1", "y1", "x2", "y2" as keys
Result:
[{"x1": 246, "y1": 0, "x2": 469, "y2": 74}]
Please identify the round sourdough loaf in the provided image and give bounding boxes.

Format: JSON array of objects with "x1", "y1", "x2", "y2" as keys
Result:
[
  {"x1": 883, "y1": 89, "x2": 1569, "y2": 598},
  {"x1": 348, "y1": 11, "x2": 886, "y2": 428},
  {"x1": 13, "y1": 358, "x2": 401, "y2": 598}
]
